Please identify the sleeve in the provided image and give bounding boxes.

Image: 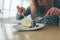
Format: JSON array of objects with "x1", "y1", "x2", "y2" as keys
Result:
[
  {"x1": 53, "y1": 0, "x2": 60, "y2": 8},
  {"x1": 16, "y1": 7, "x2": 31, "y2": 20},
  {"x1": 37, "y1": 15, "x2": 59, "y2": 26},
  {"x1": 16, "y1": 13, "x2": 24, "y2": 20}
]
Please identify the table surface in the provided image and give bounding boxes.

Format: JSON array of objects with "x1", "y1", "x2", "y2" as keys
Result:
[
  {"x1": 0, "y1": 15, "x2": 60, "y2": 40},
  {"x1": 0, "y1": 23, "x2": 60, "y2": 40}
]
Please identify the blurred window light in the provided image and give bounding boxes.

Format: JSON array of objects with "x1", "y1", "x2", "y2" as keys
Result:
[{"x1": 2, "y1": 0, "x2": 30, "y2": 18}]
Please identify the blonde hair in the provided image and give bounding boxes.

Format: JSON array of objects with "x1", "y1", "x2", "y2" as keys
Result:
[
  {"x1": 30, "y1": 0, "x2": 53, "y2": 15},
  {"x1": 30, "y1": 0, "x2": 39, "y2": 15}
]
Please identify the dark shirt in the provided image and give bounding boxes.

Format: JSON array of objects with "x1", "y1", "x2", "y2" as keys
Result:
[{"x1": 16, "y1": 0, "x2": 60, "y2": 26}]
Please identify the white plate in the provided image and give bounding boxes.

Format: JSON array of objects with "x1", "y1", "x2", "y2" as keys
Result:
[{"x1": 13, "y1": 23, "x2": 45, "y2": 30}]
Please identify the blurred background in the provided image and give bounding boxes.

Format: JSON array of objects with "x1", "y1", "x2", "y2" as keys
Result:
[{"x1": 0, "y1": 0, "x2": 30, "y2": 18}]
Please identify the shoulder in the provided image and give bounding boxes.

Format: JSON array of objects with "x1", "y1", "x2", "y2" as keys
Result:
[
  {"x1": 54, "y1": 0, "x2": 60, "y2": 2},
  {"x1": 26, "y1": 7, "x2": 31, "y2": 10},
  {"x1": 53, "y1": 0, "x2": 60, "y2": 3},
  {"x1": 53, "y1": 0, "x2": 60, "y2": 8},
  {"x1": 25, "y1": 6, "x2": 31, "y2": 12}
]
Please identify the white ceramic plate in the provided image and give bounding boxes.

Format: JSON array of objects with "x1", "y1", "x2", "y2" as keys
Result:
[{"x1": 13, "y1": 23, "x2": 45, "y2": 30}]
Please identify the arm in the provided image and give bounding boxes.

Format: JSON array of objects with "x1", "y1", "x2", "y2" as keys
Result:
[
  {"x1": 16, "y1": 7, "x2": 31, "y2": 20},
  {"x1": 46, "y1": 7, "x2": 60, "y2": 16},
  {"x1": 46, "y1": 0, "x2": 60, "y2": 16}
]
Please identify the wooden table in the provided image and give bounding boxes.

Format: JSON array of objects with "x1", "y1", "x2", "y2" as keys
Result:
[
  {"x1": 0, "y1": 23, "x2": 60, "y2": 40},
  {"x1": 13, "y1": 26, "x2": 60, "y2": 40}
]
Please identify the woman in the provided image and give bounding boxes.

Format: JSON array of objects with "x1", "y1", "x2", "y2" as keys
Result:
[{"x1": 16, "y1": 0, "x2": 59, "y2": 26}]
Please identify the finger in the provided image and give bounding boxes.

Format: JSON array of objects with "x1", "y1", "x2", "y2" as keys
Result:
[
  {"x1": 46, "y1": 8, "x2": 52, "y2": 16},
  {"x1": 50, "y1": 8, "x2": 55, "y2": 16},
  {"x1": 46, "y1": 10, "x2": 50, "y2": 16},
  {"x1": 21, "y1": 8, "x2": 25, "y2": 13},
  {"x1": 53, "y1": 10, "x2": 56, "y2": 15},
  {"x1": 54, "y1": 8, "x2": 58, "y2": 15},
  {"x1": 23, "y1": 8, "x2": 25, "y2": 13},
  {"x1": 16, "y1": 5, "x2": 19, "y2": 10}
]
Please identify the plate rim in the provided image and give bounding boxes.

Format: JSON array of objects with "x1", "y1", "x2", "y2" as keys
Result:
[{"x1": 13, "y1": 23, "x2": 45, "y2": 30}]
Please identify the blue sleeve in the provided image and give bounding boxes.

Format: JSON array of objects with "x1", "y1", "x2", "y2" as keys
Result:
[
  {"x1": 16, "y1": 13, "x2": 24, "y2": 20},
  {"x1": 16, "y1": 7, "x2": 31, "y2": 20},
  {"x1": 24, "y1": 7, "x2": 31, "y2": 16}
]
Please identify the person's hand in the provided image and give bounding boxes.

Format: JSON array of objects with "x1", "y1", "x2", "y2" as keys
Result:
[
  {"x1": 16, "y1": 5, "x2": 25, "y2": 15},
  {"x1": 46, "y1": 7, "x2": 60, "y2": 16}
]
